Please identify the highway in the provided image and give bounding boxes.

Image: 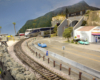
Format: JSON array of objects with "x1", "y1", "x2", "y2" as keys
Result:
[{"x1": 35, "y1": 38, "x2": 100, "y2": 72}]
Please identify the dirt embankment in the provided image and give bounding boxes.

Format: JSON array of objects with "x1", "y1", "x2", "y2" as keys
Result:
[{"x1": 85, "y1": 10, "x2": 100, "y2": 26}]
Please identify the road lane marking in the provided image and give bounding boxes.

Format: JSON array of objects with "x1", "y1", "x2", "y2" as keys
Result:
[
  {"x1": 48, "y1": 42, "x2": 100, "y2": 58},
  {"x1": 66, "y1": 47, "x2": 100, "y2": 58},
  {"x1": 36, "y1": 40, "x2": 100, "y2": 62},
  {"x1": 48, "y1": 45, "x2": 100, "y2": 63}
]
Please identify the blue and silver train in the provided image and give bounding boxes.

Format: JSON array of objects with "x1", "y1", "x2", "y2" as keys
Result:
[{"x1": 25, "y1": 27, "x2": 54, "y2": 38}]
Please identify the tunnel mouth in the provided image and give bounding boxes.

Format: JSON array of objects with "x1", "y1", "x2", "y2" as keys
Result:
[{"x1": 69, "y1": 20, "x2": 78, "y2": 27}]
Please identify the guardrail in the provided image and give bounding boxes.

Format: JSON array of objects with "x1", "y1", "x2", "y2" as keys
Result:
[
  {"x1": 29, "y1": 48, "x2": 97, "y2": 80},
  {"x1": 28, "y1": 39, "x2": 100, "y2": 80}
]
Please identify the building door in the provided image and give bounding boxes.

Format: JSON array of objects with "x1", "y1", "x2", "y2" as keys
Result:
[
  {"x1": 96, "y1": 37, "x2": 97, "y2": 43},
  {"x1": 98, "y1": 37, "x2": 100, "y2": 43}
]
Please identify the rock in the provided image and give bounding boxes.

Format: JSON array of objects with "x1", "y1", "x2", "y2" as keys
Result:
[
  {"x1": 6, "y1": 62, "x2": 13, "y2": 70},
  {"x1": 18, "y1": 66, "x2": 26, "y2": 73},
  {"x1": 16, "y1": 73, "x2": 25, "y2": 80},
  {"x1": 11, "y1": 68, "x2": 19, "y2": 78},
  {"x1": 24, "y1": 71, "x2": 30, "y2": 75},
  {"x1": 25, "y1": 73, "x2": 36, "y2": 80},
  {"x1": 13, "y1": 62, "x2": 22, "y2": 68}
]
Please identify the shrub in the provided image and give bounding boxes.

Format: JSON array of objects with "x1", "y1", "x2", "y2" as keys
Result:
[
  {"x1": 71, "y1": 39, "x2": 74, "y2": 43},
  {"x1": 75, "y1": 42, "x2": 78, "y2": 44},
  {"x1": 51, "y1": 33, "x2": 57, "y2": 37},
  {"x1": 81, "y1": 20, "x2": 87, "y2": 26}
]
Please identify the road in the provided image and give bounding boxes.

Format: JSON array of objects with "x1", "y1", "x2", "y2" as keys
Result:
[{"x1": 35, "y1": 38, "x2": 100, "y2": 72}]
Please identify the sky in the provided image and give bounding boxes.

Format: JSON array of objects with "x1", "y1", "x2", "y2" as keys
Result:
[{"x1": 0, "y1": 0, "x2": 100, "y2": 35}]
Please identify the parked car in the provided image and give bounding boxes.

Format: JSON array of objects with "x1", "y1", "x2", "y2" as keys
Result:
[
  {"x1": 78, "y1": 40, "x2": 89, "y2": 45},
  {"x1": 43, "y1": 34, "x2": 51, "y2": 38},
  {"x1": 38, "y1": 43, "x2": 47, "y2": 48}
]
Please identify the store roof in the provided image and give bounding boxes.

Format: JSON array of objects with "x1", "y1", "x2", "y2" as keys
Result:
[{"x1": 78, "y1": 26, "x2": 96, "y2": 31}]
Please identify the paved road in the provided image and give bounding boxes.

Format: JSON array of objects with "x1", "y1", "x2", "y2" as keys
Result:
[{"x1": 35, "y1": 38, "x2": 100, "y2": 72}]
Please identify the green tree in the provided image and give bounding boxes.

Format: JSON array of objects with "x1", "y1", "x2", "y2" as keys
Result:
[
  {"x1": 0, "y1": 26, "x2": 2, "y2": 34},
  {"x1": 63, "y1": 27, "x2": 73, "y2": 42},
  {"x1": 13, "y1": 22, "x2": 16, "y2": 35}
]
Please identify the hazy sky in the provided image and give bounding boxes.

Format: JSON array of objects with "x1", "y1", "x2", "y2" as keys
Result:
[{"x1": 0, "y1": 0, "x2": 100, "y2": 35}]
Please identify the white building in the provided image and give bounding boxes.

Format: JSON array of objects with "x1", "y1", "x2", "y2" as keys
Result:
[{"x1": 74, "y1": 26, "x2": 100, "y2": 43}]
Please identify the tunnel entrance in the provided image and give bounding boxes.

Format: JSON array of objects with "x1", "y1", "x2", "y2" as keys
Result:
[{"x1": 69, "y1": 20, "x2": 78, "y2": 27}]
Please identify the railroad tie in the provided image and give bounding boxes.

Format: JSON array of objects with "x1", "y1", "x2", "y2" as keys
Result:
[
  {"x1": 49, "y1": 74, "x2": 55, "y2": 77},
  {"x1": 50, "y1": 75, "x2": 58, "y2": 79}
]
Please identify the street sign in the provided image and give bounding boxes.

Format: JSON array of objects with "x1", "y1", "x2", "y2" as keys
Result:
[
  {"x1": 46, "y1": 51, "x2": 48, "y2": 56},
  {"x1": 62, "y1": 46, "x2": 65, "y2": 50}
]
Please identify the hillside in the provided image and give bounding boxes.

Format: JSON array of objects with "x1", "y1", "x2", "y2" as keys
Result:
[
  {"x1": 19, "y1": 1, "x2": 100, "y2": 33},
  {"x1": 85, "y1": 10, "x2": 100, "y2": 26}
]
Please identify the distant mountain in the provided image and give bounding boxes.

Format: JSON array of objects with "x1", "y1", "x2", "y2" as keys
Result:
[{"x1": 19, "y1": 1, "x2": 100, "y2": 33}]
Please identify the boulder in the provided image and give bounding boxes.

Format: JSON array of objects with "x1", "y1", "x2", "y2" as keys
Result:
[
  {"x1": 11, "y1": 68, "x2": 19, "y2": 78},
  {"x1": 24, "y1": 71, "x2": 30, "y2": 75},
  {"x1": 25, "y1": 73, "x2": 36, "y2": 80},
  {"x1": 16, "y1": 73, "x2": 25, "y2": 80}
]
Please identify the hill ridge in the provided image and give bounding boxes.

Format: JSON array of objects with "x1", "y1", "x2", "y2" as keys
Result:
[{"x1": 19, "y1": 1, "x2": 100, "y2": 33}]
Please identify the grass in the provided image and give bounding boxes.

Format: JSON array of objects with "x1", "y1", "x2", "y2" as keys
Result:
[{"x1": 50, "y1": 33, "x2": 57, "y2": 37}]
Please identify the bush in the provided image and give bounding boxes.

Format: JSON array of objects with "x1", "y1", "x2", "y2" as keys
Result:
[
  {"x1": 71, "y1": 39, "x2": 74, "y2": 43},
  {"x1": 81, "y1": 20, "x2": 87, "y2": 26},
  {"x1": 51, "y1": 33, "x2": 57, "y2": 37},
  {"x1": 75, "y1": 42, "x2": 78, "y2": 44}
]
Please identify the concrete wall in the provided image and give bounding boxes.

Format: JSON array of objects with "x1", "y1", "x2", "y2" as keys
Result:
[
  {"x1": 57, "y1": 19, "x2": 68, "y2": 36},
  {"x1": 73, "y1": 17, "x2": 84, "y2": 30},
  {"x1": 34, "y1": 44, "x2": 100, "y2": 78},
  {"x1": 73, "y1": 17, "x2": 84, "y2": 38},
  {"x1": 57, "y1": 16, "x2": 83, "y2": 37}
]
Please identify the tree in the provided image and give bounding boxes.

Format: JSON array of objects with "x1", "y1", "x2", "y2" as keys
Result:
[
  {"x1": 65, "y1": 8, "x2": 69, "y2": 18},
  {"x1": 13, "y1": 22, "x2": 16, "y2": 35},
  {"x1": 65, "y1": 8, "x2": 69, "y2": 28},
  {"x1": 0, "y1": 26, "x2": 2, "y2": 34},
  {"x1": 63, "y1": 27, "x2": 73, "y2": 42},
  {"x1": 53, "y1": 25, "x2": 58, "y2": 35}
]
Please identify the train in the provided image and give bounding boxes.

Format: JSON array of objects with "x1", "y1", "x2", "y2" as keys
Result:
[
  {"x1": 25, "y1": 29, "x2": 40, "y2": 38},
  {"x1": 25, "y1": 27, "x2": 54, "y2": 38}
]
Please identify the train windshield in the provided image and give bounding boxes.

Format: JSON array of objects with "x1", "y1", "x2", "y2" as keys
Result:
[{"x1": 26, "y1": 30, "x2": 33, "y2": 32}]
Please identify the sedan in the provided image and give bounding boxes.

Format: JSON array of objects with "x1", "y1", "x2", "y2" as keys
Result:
[
  {"x1": 78, "y1": 40, "x2": 89, "y2": 45},
  {"x1": 38, "y1": 43, "x2": 47, "y2": 48}
]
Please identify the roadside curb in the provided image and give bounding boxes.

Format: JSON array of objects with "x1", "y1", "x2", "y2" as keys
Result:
[{"x1": 67, "y1": 43, "x2": 100, "y2": 52}]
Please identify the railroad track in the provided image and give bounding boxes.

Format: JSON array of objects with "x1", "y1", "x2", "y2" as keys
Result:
[{"x1": 14, "y1": 39, "x2": 67, "y2": 80}]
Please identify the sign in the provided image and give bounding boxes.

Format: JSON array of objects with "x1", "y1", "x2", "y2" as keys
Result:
[
  {"x1": 62, "y1": 46, "x2": 65, "y2": 50},
  {"x1": 77, "y1": 35, "x2": 80, "y2": 38},
  {"x1": 46, "y1": 51, "x2": 48, "y2": 56}
]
